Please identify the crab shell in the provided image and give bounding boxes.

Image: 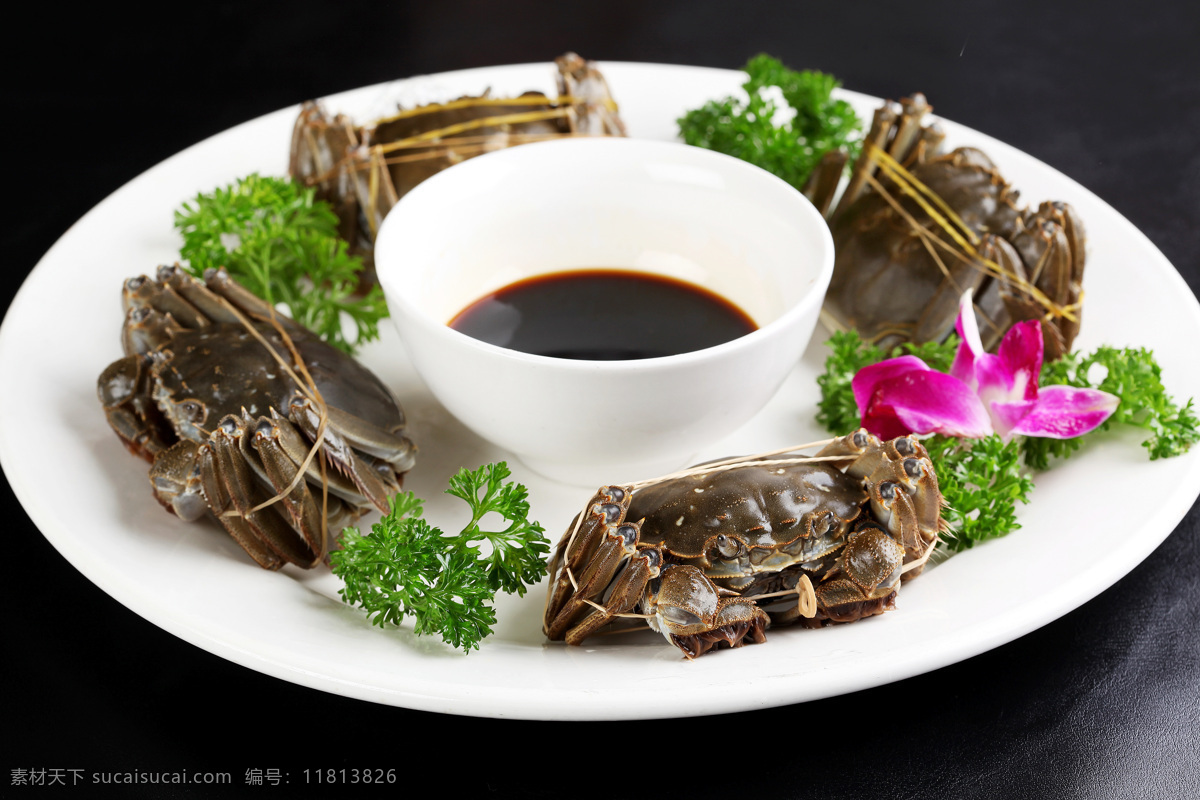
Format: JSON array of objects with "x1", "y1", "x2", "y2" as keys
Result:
[
  {"x1": 288, "y1": 51, "x2": 627, "y2": 285},
  {"x1": 808, "y1": 94, "x2": 1085, "y2": 360},
  {"x1": 542, "y1": 430, "x2": 943, "y2": 658},
  {"x1": 97, "y1": 265, "x2": 416, "y2": 570}
]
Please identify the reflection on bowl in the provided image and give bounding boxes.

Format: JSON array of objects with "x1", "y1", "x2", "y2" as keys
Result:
[{"x1": 375, "y1": 137, "x2": 833, "y2": 486}]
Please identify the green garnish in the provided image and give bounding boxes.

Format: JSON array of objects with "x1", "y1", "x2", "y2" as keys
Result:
[
  {"x1": 923, "y1": 434, "x2": 1035, "y2": 551},
  {"x1": 814, "y1": 330, "x2": 1196, "y2": 551},
  {"x1": 815, "y1": 331, "x2": 1028, "y2": 550},
  {"x1": 1026, "y1": 345, "x2": 1200, "y2": 467},
  {"x1": 329, "y1": 462, "x2": 549, "y2": 652},
  {"x1": 678, "y1": 54, "x2": 862, "y2": 191},
  {"x1": 174, "y1": 173, "x2": 387, "y2": 355},
  {"x1": 815, "y1": 330, "x2": 957, "y2": 435}
]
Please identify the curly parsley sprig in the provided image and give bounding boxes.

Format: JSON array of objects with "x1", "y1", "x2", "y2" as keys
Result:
[
  {"x1": 1027, "y1": 345, "x2": 1199, "y2": 467},
  {"x1": 816, "y1": 330, "x2": 958, "y2": 434},
  {"x1": 814, "y1": 330, "x2": 1196, "y2": 551},
  {"x1": 678, "y1": 54, "x2": 862, "y2": 191},
  {"x1": 329, "y1": 463, "x2": 548, "y2": 652},
  {"x1": 923, "y1": 434, "x2": 1034, "y2": 551},
  {"x1": 174, "y1": 173, "x2": 387, "y2": 355},
  {"x1": 815, "y1": 331, "x2": 1030, "y2": 548}
]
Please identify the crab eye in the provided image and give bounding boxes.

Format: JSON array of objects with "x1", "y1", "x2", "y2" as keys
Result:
[
  {"x1": 895, "y1": 437, "x2": 916, "y2": 455},
  {"x1": 903, "y1": 458, "x2": 923, "y2": 478},
  {"x1": 715, "y1": 534, "x2": 745, "y2": 559},
  {"x1": 179, "y1": 400, "x2": 205, "y2": 423},
  {"x1": 812, "y1": 510, "x2": 836, "y2": 536},
  {"x1": 606, "y1": 487, "x2": 625, "y2": 502},
  {"x1": 600, "y1": 503, "x2": 622, "y2": 523},
  {"x1": 616, "y1": 525, "x2": 638, "y2": 546},
  {"x1": 640, "y1": 548, "x2": 661, "y2": 570},
  {"x1": 878, "y1": 481, "x2": 897, "y2": 501},
  {"x1": 853, "y1": 431, "x2": 870, "y2": 448}
]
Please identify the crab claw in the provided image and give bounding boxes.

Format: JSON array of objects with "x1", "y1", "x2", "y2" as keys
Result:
[{"x1": 650, "y1": 565, "x2": 768, "y2": 659}]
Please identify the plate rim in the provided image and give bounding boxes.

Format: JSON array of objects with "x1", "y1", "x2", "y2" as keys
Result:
[{"x1": 3, "y1": 59, "x2": 1199, "y2": 720}]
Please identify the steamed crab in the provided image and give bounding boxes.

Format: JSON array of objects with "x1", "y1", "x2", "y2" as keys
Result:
[
  {"x1": 289, "y1": 51, "x2": 626, "y2": 280},
  {"x1": 543, "y1": 430, "x2": 944, "y2": 658},
  {"x1": 808, "y1": 94, "x2": 1085, "y2": 360},
  {"x1": 97, "y1": 265, "x2": 416, "y2": 569}
]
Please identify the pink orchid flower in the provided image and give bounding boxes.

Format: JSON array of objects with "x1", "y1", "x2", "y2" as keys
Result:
[{"x1": 851, "y1": 292, "x2": 1118, "y2": 441}]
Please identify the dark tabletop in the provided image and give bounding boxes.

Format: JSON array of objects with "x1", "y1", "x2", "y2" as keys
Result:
[{"x1": 6, "y1": 2, "x2": 1199, "y2": 797}]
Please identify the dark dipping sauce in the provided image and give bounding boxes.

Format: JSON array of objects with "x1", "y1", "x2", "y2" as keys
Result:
[{"x1": 448, "y1": 269, "x2": 758, "y2": 360}]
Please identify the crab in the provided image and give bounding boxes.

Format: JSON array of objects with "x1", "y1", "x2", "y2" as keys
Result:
[
  {"x1": 288, "y1": 52, "x2": 626, "y2": 283},
  {"x1": 96, "y1": 265, "x2": 416, "y2": 570},
  {"x1": 807, "y1": 94, "x2": 1085, "y2": 360},
  {"x1": 542, "y1": 430, "x2": 944, "y2": 658}
]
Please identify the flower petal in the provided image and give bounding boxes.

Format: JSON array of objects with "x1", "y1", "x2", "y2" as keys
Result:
[
  {"x1": 951, "y1": 289, "x2": 1045, "y2": 407},
  {"x1": 858, "y1": 399, "x2": 916, "y2": 441},
  {"x1": 987, "y1": 398, "x2": 1039, "y2": 440},
  {"x1": 851, "y1": 355, "x2": 930, "y2": 417},
  {"x1": 995, "y1": 320, "x2": 1043, "y2": 402},
  {"x1": 1005, "y1": 385, "x2": 1120, "y2": 439},
  {"x1": 860, "y1": 369, "x2": 994, "y2": 439},
  {"x1": 950, "y1": 290, "x2": 984, "y2": 388}
]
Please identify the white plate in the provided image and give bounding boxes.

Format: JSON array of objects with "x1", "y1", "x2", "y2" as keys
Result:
[{"x1": 3, "y1": 62, "x2": 1198, "y2": 720}]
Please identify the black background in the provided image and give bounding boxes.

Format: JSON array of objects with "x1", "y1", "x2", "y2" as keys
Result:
[{"x1": 6, "y1": 2, "x2": 1199, "y2": 797}]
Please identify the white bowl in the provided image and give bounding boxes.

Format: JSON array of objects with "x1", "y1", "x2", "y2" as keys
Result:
[{"x1": 374, "y1": 137, "x2": 833, "y2": 486}]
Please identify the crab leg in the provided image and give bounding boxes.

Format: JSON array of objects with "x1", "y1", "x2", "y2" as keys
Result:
[
  {"x1": 1006, "y1": 217, "x2": 1075, "y2": 360},
  {"x1": 154, "y1": 266, "x2": 247, "y2": 327},
  {"x1": 320, "y1": 404, "x2": 417, "y2": 473},
  {"x1": 289, "y1": 397, "x2": 402, "y2": 512},
  {"x1": 831, "y1": 102, "x2": 898, "y2": 218},
  {"x1": 973, "y1": 234, "x2": 1026, "y2": 350},
  {"x1": 1014, "y1": 219, "x2": 1072, "y2": 309},
  {"x1": 251, "y1": 407, "x2": 380, "y2": 510},
  {"x1": 544, "y1": 486, "x2": 634, "y2": 623},
  {"x1": 555, "y1": 51, "x2": 628, "y2": 136},
  {"x1": 195, "y1": 440, "x2": 282, "y2": 570},
  {"x1": 887, "y1": 94, "x2": 933, "y2": 166},
  {"x1": 544, "y1": 519, "x2": 641, "y2": 641},
  {"x1": 97, "y1": 354, "x2": 174, "y2": 460},
  {"x1": 199, "y1": 267, "x2": 313, "y2": 338},
  {"x1": 121, "y1": 273, "x2": 212, "y2": 331},
  {"x1": 563, "y1": 547, "x2": 661, "y2": 646},
  {"x1": 241, "y1": 414, "x2": 328, "y2": 560},
  {"x1": 1036, "y1": 201, "x2": 1087, "y2": 282},
  {"x1": 822, "y1": 432, "x2": 940, "y2": 575},
  {"x1": 120, "y1": 305, "x2": 186, "y2": 357},
  {"x1": 201, "y1": 415, "x2": 322, "y2": 569},
  {"x1": 802, "y1": 148, "x2": 849, "y2": 216},
  {"x1": 912, "y1": 251, "x2": 988, "y2": 345}
]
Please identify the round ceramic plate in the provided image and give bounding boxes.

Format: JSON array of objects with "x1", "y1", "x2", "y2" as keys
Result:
[{"x1": 2, "y1": 62, "x2": 1198, "y2": 720}]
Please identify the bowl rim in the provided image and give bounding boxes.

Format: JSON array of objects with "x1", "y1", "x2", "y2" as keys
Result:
[{"x1": 375, "y1": 136, "x2": 834, "y2": 373}]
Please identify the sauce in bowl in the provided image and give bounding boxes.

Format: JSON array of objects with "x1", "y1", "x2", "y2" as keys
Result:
[{"x1": 448, "y1": 269, "x2": 757, "y2": 360}]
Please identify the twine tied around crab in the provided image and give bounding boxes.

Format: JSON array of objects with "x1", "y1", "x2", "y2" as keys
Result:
[
  {"x1": 211, "y1": 293, "x2": 334, "y2": 555},
  {"x1": 550, "y1": 435, "x2": 941, "y2": 640},
  {"x1": 860, "y1": 141, "x2": 1081, "y2": 327}
]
